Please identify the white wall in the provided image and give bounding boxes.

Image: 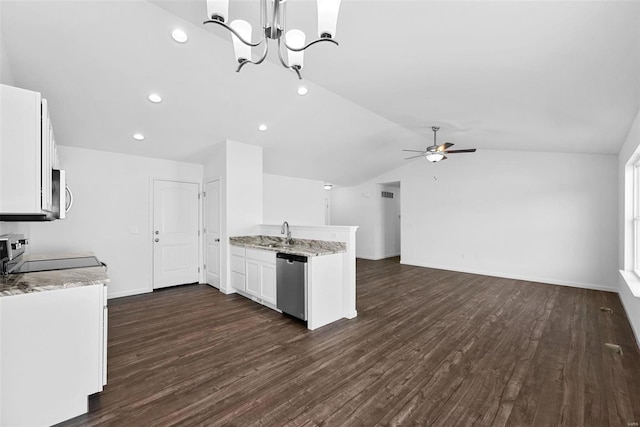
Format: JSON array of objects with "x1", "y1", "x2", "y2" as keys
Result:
[
  {"x1": 0, "y1": 33, "x2": 14, "y2": 85},
  {"x1": 335, "y1": 149, "x2": 618, "y2": 291},
  {"x1": 263, "y1": 174, "x2": 326, "y2": 226},
  {"x1": 226, "y1": 141, "x2": 262, "y2": 237},
  {"x1": 330, "y1": 182, "x2": 379, "y2": 259},
  {"x1": 618, "y1": 108, "x2": 640, "y2": 345},
  {"x1": 401, "y1": 151, "x2": 617, "y2": 291},
  {"x1": 330, "y1": 183, "x2": 401, "y2": 260},
  {"x1": 2, "y1": 146, "x2": 204, "y2": 298}
]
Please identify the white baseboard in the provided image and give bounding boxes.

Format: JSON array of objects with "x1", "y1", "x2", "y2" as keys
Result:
[
  {"x1": 107, "y1": 288, "x2": 152, "y2": 299},
  {"x1": 399, "y1": 259, "x2": 618, "y2": 293},
  {"x1": 219, "y1": 285, "x2": 236, "y2": 295},
  {"x1": 357, "y1": 253, "x2": 400, "y2": 261},
  {"x1": 344, "y1": 310, "x2": 358, "y2": 319}
]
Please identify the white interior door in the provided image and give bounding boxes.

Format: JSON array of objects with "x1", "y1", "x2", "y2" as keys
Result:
[
  {"x1": 204, "y1": 179, "x2": 221, "y2": 288},
  {"x1": 153, "y1": 179, "x2": 200, "y2": 289}
]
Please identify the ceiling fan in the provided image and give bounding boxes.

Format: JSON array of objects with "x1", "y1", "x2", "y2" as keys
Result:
[{"x1": 403, "y1": 126, "x2": 476, "y2": 162}]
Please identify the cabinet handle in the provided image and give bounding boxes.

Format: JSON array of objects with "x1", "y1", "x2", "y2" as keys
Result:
[
  {"x1": 155, "y1": 238, "x2": 159, "y2": 243},
  {"x1": 65, "y1": 185, "x2": 73, "y2": 212},
  {"x1": 215, "y1": 238, "x2": 220, "y2": 242}
]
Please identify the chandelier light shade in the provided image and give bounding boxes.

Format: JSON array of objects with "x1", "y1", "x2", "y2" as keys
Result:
[
  {"x1": 286, "y1": 29, "x2": 306, "y2": 69},
  {"x1": 206, "y1": 0, "x2": 229, "y2": 23},
  {"x1": 317, "y1": 0, "x2": 341, "y2": 38},
  {"x1": 203, "y1": 0, "x2": 342, "y2": 79},
  {"x1": 230, "y1": 20, "x2": 252, "y2": 63}
]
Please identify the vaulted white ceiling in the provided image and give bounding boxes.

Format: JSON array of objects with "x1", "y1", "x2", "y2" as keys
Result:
[{"x1": 1, "y1": 0, "x2": 639, "y2": 185}]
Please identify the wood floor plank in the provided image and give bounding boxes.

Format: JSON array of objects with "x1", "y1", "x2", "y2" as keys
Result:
[{"x1": 55, "y1": 258, "x2": 640, "y2": 427}]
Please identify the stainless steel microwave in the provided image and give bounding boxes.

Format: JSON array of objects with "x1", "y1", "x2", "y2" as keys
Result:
[{"x1": 0, "y1": 169, "x2": 72, "y2": 221}]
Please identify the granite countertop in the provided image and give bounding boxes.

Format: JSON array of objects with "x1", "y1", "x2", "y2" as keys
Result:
[
  {"x1": 0, "y1": 252, "x2": 110, "y2": 297},
  {"x1": 230, "y1": 235, "x2": 346, "y2": 257}
]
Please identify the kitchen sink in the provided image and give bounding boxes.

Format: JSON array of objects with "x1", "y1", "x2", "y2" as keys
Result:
[{"x1": 265, "y1": 242, "x2": 294, "y2": 249}]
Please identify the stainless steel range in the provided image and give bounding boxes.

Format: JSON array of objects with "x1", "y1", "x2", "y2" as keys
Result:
[{"x1": 0, "y1": 234, "x2": 103, "y2": 275}]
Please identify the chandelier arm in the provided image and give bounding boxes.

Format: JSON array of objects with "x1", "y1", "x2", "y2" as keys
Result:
[
  {"x1": 284, "y1": 37, "x2": 339, "y2": 52},
  {"x1": 276, "y1": 37, "x2": 303, "y2": 80},
  {"x1": 203, "y1": 19, "x2": 265, "y2": 47},
  {"x1": 235, "y1": 41, "x2": 270, "y2": 73},
  {"x1": 276, "y1": 36, "x2": 289, "y2": 68}
]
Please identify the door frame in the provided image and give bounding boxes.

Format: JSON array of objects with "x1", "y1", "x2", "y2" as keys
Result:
[
  {"x1": 203, "y1": 178, "x2": 222, "y2": 289},
  {"x1": 149, "y1": 177, "x2": 202, "y2": 292}
]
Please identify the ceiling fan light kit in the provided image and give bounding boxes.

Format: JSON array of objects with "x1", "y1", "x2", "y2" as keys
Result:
[
  {"x1": 204, "y1": 0, "x2": 342, "y2": 79},
  {"x1": 425, "y1": 152, "x2": 445, "y2": 163},
  {"x1": 403, "y1": 126, "x2": 477, "y2": 163}
]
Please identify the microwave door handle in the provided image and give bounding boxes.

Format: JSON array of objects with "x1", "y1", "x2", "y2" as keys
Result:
[{"x1": 65, "y1": 185, "x2": 73, "y2": 212}]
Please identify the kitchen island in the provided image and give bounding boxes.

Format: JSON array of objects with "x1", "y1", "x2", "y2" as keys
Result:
[
  {"x1": 0, "y1": 253, "x2": 109, "y2": 427},
  {"x1": 230, "y1": 235, "x2": 350, "y2": 330}
]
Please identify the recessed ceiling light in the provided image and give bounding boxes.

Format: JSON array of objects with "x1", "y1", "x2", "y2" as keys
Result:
[
  {"x1": 148, "y1": 93, "x2": 162, "y2": 103},
  {"x1": 171, "y1": 29, "x2": 188, "y2": 43},
  {"x1": 132, "y1": 133, "x2": 145, "y2": 141},
  {"x1": 258, "y1": 124, "x2": 268, "y2": 132},
  {"x1": 324, "y1": 183, "x2": 333, "y2": 190},
  {"x1": 297, "y1": 86, "x2": 308, "y2": 96}
]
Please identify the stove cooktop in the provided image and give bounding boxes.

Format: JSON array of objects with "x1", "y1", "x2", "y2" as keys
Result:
[{"x1": 10, "y1": 256, "x2": 102, "y2": 274}]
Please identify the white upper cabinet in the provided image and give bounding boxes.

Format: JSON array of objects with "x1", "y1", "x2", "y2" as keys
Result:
[{"x1": 0, "y1": 84, "x2": 56, "y2": 219}]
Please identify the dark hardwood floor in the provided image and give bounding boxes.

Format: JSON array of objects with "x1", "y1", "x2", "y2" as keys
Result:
[{"x1": 57, "y1": 257, "x2": 640, "y2": 426}]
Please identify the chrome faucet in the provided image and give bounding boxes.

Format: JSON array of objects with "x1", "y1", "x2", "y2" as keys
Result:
[{"x1": 281, "y1": 221, "x2": 293, "y2": 245}]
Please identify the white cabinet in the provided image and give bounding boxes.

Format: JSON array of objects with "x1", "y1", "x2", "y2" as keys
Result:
[
  {"x1": 0, "y1": 84, "x2": 56, "y2": 217},
  {"x1": 230, "y1": 246, "x2": 246, "y2": 292},
  {"x1": 232, "y1": 247, "x2": 277, "y2": 309},
  {"x1": 260, "y1": 262, "x2": 277, "y2": 305},
  {"x1": 0, "y1": 284, "x2": 107, "y2": 426}
]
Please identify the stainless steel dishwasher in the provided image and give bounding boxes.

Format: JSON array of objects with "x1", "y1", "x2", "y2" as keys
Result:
[{"x1": 276, "y1": 253, "x2": 308, "y2": 321}]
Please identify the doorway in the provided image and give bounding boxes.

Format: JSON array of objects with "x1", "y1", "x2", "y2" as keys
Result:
[
  {"x1": 152, "y1": 179, "x2": 200, "y2": 289},
  {"x1": 204, "y1": 179, "x2": 221, "y2": 289},
  {"x1": 380, "y1": 182, "x2": 401, "y2": 259}
]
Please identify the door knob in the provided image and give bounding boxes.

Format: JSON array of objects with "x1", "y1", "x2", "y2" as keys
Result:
[
  {"x1": 215, "y1": 238, "x2": 220, "y2": 242},
  {"x1": 155, "y1": 231, "x2": 159, "y2": 235},
  {"x1": 155, "y1": 238, "x2": 159, "y2": 242}
]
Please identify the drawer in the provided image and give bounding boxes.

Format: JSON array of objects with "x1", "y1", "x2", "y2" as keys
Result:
[
  {"x1": 246, "y1": 248, "x2": 276, "y2": 264},
  {"x1": 231, "y1": 271, "x2": 245, "y2": 292},
  {"x1": 230, "y1": 246, "x2": 246, "y2": 256},
  {"x1": 231, "y1": 255, "x2": 245, "y2": 274}
]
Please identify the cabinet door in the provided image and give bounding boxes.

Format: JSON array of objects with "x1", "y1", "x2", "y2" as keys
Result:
[
  {"x1": 245, "y1": 259, "x2": 260, "y2": 297},
  {"x1": 1, "y1": 285, "x2": 102, "y2": 426},
  {"x1": 231, "y1": 271, "x2": 246, "y2": 292},
  {"x1": 0, "y1": 85, "x2": 42, "y2": 213},
  {"x1": 260, "y1": 263, "x2": 277, "y2": 306}
]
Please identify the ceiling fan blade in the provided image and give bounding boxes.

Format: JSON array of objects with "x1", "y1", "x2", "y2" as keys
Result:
[
  {"x1": 436, "y1": 142, "x2": 454, "y2": 152},
  {"x1": 404, "y1": 154, "x2": 425, "y2": 160},
  {"x1": 444, "y1": 149, "x2": 477, "y2": 153},
  {"x1": 402, "y1": 149, "x2": 426, "y2": 153}
]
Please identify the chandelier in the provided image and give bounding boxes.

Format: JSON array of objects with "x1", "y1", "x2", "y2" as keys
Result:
[{"x1": 204, "y1": 0, "x2": 342, "y2": 79}]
